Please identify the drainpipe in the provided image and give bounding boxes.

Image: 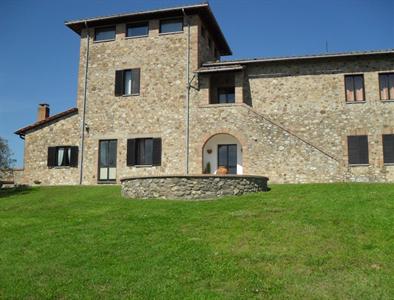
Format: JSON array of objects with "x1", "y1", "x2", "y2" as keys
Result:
[
  {"x1": 182, "y1": 9, "x2": 191, "y2": 175},
  {"x1": 79, "y1": 21, "x2": 90, "y2": 185}
]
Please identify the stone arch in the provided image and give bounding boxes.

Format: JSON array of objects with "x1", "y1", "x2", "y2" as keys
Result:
[{"x1": 200, "y1": 130, "x2": 247, "y2": 175}]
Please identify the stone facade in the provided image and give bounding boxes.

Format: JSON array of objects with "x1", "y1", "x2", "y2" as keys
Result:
[
  {"x1": 15, "y1": 4, "x2": 394, "y2": 186},
  {"x1": 192, "y1": 55, "x2": 394, "y2": 183},
  {"x1": 75, "y1": 16, "x2": 203, "y2": 185},
  {"x1": 121, "y1": 175, "x2": 268, "y2": 200}
]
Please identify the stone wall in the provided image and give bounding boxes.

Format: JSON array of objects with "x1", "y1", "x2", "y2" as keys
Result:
[
  {"x1": 121, "y1": 175, "x2": 268, "y2": 200},
  {"x1": 247, "y1": 56, "x2": 394, "y2": 182},
  {"x1": 0, "y1": 169, "x2": 25, "y2": 187},
  {"x1": 75, "y1": 15, "x2": 205, "y2": 184},
  {"x1": 192, "y1": 55, "x2": 394, "y2": 183},
  {"x1": 0, "y1": 169, "x2": 13, "y2": 183}
]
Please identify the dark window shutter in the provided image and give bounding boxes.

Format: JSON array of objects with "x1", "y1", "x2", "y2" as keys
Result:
[
  {"x1": 70, "y1": 146, "x2": 79, "y2": 167},
  {"x1": 348, "y1": 136, "x2": 369, "y2": 165},
  {"x1": 383, "y1": 135, "x2": 394, "y2": 164},
  {"x1": 47, "y1": 147, "x2": 57, "y2": 167},
  {"x1": 127, "y1": 139, "x2": 136, "y2": 166},
  {"x1": 210, "y1": 89, "x2": 218, "y2": 104},
  {"x1": 152, "y1": 138, "x2": 162, "y2": 166},
  {"x1": 131, "y1": 68, "x2": 140, "y2": 94},
  {"x1": 115, "y1": 70, "x2": 124, "y2": 96}
]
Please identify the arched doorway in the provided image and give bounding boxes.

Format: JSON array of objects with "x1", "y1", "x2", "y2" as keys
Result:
[{"x1": 202, "y1": 134, "x2": 243, "y2": 174}]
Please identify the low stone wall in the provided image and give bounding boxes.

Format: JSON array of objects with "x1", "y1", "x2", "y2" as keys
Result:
[
  {"x1": 0, "y1": 169, "x2": 26, "y2": 188},
  {"x1": 121, "y1": 175, "x2": 269, "y2": 200},
  {"x1": 0, "y1": 169, "x2": 14, "y2": 182}
]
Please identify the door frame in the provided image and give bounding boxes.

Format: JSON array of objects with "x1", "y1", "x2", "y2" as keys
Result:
[
  {"x1": 98, "y1": 139, "x2": 117, "y2": 183},
  {"x1": 217, "y1": 144, "x2": 237, "y2": 174}
]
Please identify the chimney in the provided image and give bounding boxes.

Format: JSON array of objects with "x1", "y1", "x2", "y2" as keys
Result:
[{"x1": 37, "y1": 103, "x2": 50, "y2": 121}]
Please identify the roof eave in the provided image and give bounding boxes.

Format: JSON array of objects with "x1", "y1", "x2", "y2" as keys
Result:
[
  {"x1": 14, "y1": 108, "x2": 78, "y2": 137},
  {"x1": 64, "y1": 3, "x2": 232, "y2": 56},
  {"x1": 196, "y1": 65, "x2": 244, "y2": 73},
  {"x1": 203, "y1": 49, "x2": 394, "y2": 67}
]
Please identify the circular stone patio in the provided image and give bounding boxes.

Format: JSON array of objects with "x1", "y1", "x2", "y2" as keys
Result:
[{"x1": 121, "y1": 175, "x2": 269, "y2": 200}]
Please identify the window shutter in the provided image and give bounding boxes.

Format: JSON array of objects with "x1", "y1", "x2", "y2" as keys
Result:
[
  {"x1": 131, "y1": 68, "x2": 140, "y2": 94},
  {"x1": 348, "y1": 136, "x2": 368, "y2": 165},
  {"x1": 127, "y1": 139, "x2": 136, "y2": 166},
  {"x1": 389, "y1": 74, "x2": 394, "y2": 100},
  {"x1": 152, "y1": 138, "x2": 162, "y2": 166},
  {"x1": 354, "y1": 75, "x2": 364, "y2": 101},
  {"x1": 115, "y1": 70, "x2": 124, "y2": 96},
  {"x1": 47, "y1": 147, "x2": 57, "y2": 167},
  {"x1": 345, "y1": 76, "x2": 354, "y2": 101},
  {"x1": 210, "y1": 89, "x2": 218, "y2": 104},
  {"x1": 358, "y1": 136, "x2": 369, "y2": 163},
  {"x1": 383, "y1": 135, "x2": 394, "y2": 164},
  {"x1": 380, "y1": 74, "x2": 389, "y2": 100},
  {"x1": 70, "y1": 146, "x2": 79, "y2": 167}
]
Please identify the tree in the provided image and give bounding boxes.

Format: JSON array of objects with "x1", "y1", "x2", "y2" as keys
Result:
[{"x1": 0, "y1": 137, "x2": 15, "y2": 169}]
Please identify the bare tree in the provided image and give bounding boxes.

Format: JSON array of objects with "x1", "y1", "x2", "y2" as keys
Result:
[{"x1": 0, "y1": 137, "x2": 15, "y2": 169}]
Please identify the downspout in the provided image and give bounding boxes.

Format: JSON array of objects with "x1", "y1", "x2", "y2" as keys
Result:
[
  {"x1": 79, "y1": 21, "x2": 90, "y2": 185},
  {"x1": 182, "y1": 8, "x2": 191, "y2": 175}
]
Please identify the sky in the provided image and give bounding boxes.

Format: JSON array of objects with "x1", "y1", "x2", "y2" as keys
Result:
[{"x1": 0, "y1": 0, "x2": 393, "y2": 167}]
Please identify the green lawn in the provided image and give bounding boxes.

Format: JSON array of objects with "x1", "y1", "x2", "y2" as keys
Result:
[{"x1": 0, "y1": 184, "x2": 393, "y2": 299}]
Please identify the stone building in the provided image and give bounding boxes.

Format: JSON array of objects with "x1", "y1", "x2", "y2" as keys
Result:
[{"x1": 15, "y1": 3, "x2": 394, "y2": 185}]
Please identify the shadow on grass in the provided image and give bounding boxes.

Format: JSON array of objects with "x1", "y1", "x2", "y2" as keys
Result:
[{"x1": 0, "y1": 185, "x2": 33, "y2": 198}]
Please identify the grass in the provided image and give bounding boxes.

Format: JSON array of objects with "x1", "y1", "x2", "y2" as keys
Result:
[{"x1": 0, "y1": 184, "x2": 393, "y2": 299}]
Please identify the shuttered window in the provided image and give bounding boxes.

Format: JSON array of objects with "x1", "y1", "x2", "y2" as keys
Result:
[
  {"x1": 383, "y1": 134, "x2": 394, "y2": 164},
  {"x1": 345, "y1": 75, "x2": 365, "y2": 102},
  {"x1": 127, "y1": 138, "x2": 161, "y2": 166},
  {"x1": 115, "y1": 69, "x2": 140, "y2": 96},
  {"x1": 47, "y1": 146, "x2": 78, "y2": 167},
  {"x1": 347, "y1": 136, "x2": 369, "y2": 165},
  {"x1": 379, "y1": 73, "x2": 394, "y2": 100}
]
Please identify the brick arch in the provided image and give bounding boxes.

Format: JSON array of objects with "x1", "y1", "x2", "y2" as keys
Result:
[{"x1": 198, "y1": 129, "x2": 249, "y2": 174}]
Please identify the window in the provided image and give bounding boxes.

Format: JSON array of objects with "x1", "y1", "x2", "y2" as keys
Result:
[
  {"x1": 345, "y1": 75, "x2": 365, "y2": 102},
  {"x1": 94, "y1": 26, "x2": 116, "y2": 41},
  {"x1": 47, "y1": 146, "x2": 78, "y2": 167},
  {"x1": 127, "y1": 138, "x2": 161, "y2": 166},
  {"x1": 347, "y1": 136, "x2": 369, "y2": 165},
  {"x1": 126, "y1": 22, "x2": 149, "y2": 37},
  {"x1": 217, "y1": 87, "x2": 235, "y2": 104},
  {"x1": 159, "y1": 18, "x2": 183, "y2": 33},
  {"x1": 115, "y1": 69, "x2": 140, "y2": 96},
  {"x1": 383, "y1": 134, "x2": 394, "y2": 164},
  {"x1": 379, "y1": 73, "x2": 394, "y2": 100}
]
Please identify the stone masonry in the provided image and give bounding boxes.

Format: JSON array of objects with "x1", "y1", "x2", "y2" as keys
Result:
[
  {"x1": 14, "y1": 3, "x2": 394, "y2": 186},
  {"x1": 121, "y1": 175, "x2": 268, "y2": 200}
]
